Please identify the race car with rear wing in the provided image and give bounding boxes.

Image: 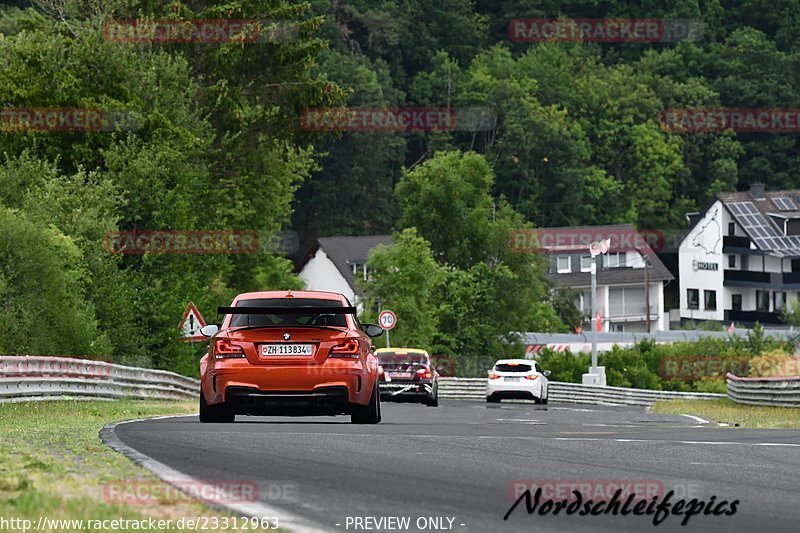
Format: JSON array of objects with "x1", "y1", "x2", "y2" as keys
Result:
[
  {"x1": 376, "y1": 348, "x2": 439, "y2": 406},
  {"x1": 199, "y1": 290, "x2": 385, "y2": 424}
]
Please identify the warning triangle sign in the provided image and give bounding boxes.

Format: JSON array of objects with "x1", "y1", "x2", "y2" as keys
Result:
[{"x1": 178, "y1": 302, "x2": 207, "y2": 341}]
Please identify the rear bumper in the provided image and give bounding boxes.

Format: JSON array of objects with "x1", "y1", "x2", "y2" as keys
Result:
[
  {"x1": 486, "y1": 379, "x2": 543, "y2": 400},
  {"x1": 379, "y1": 380, "x2": 434, "y2": 399},
  {"x1": 203, "y1": 359, "x2": 374, "y2": 407},
  {"x1": 225, "y1": 386, "x2": 351, "y2": 415},
  {"x1": 488, "y1": 390, "x2": 539, "y2": 400}
]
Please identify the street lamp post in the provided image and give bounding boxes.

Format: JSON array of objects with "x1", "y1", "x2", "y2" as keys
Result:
[
  {"x1": 590, "y1": 255, "x2": 598, "y2": 375},
  {"x1": 584, "y1": 238, "x2": 610, "y2": 386}
]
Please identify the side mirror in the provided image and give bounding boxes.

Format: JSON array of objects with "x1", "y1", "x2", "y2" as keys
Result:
[
  {"x1": 543, "y1": 370, "x2": 552, "y2": 377},
  {"x1": 200, "y1": 324, "x2": 219, "y2": 338},
  {"x1": 364, "y1": 324, "x2": 384, "y2": 338}
]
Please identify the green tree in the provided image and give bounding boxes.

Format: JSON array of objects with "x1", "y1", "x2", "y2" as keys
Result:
[{"x1": 361, "y1": 228, "x2": 441, "y2": 349}]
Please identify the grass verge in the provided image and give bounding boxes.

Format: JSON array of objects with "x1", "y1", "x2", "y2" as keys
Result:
[
  {"x1": 652, "y1": 398, "x2": 800, "y2": 429},
  {"x1": 0, "y1": 400, "x2": 281, "y2": 532}
]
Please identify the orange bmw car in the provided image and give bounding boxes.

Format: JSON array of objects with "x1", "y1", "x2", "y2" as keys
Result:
[{"x1": 199, "y1": 290, "x2": 384, "y2": 424}]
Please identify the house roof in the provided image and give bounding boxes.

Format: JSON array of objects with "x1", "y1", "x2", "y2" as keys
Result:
[
  {"x1": 539, "y1": 223, "x2": 674, "y2": 288},
  {"x1": 301, "y1": 235, "x2": 394, "y2": 289},
  {"x1": 547, "y1": 263, "x2": 674, "y2": 288},
  {"x1": 713, "y1": 188, "x2": 800, "y2": 257}
]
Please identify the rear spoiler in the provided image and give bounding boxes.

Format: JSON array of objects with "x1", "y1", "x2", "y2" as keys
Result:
[{"x1": 217, "y1": 306, "x2": 357, "y2": 315}]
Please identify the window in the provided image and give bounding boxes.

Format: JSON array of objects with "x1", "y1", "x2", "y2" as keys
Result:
[
  {"x1": 741, "y1": 255, "x2": 748, "y2": 270},
  {"x1": 687, "y1": 289, "x2": 699, "y2": 310},
  {"x1": 704, "y1": 290, "x2": 717, "y2": 311},
  {"x1": 728, "y1": 222, "x2": 735, "y2": 236},
  {"x1": 756, "y1": 290, "x2": 770, "y2": 311},
  {"x1": 556, "y1": 256, "x2": 571, "y2": 273},
  {"x1": 495, "y1": 363, "x2": 532, "y2": 373},
  {"x1": 580, "y1": 255, "x2": 592, "y2": 272},
  {"x1": 773, "y1": 291, "x2": 786, "y2": 311},
  {"x1": 576, "y1": 290, "x2": 591, "y2": 314},
  {"x1": 229, "y1": 298, "x2": 347, "y2": 328},
  {"x1": 728, "y1": 255, "x2": 736, "y2": 268},
  {"x1": 609, "y1": 287, "x2": 646, "y2": 316},
  {"x1": 605, "y1": 252, "x2": 624, "y2": 268},
  {"x1": 731, "y1": 294, "x2": 742, "y2": 311}
]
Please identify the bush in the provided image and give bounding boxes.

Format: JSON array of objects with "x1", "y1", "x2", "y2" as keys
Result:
[{"x1": 492, "y1": 332, "x2": 797, "y2": 392}]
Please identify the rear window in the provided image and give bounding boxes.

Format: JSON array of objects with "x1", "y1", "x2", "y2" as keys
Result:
[
  {"x1": 495, "y1": 363, "x2": 532, "y2": 373},
  {"x1": 378, "y1": 352, "x2": 427, "y2": 365},
  {"x1": 229, "y1": 298, "x2": 347, "y2": 328}
]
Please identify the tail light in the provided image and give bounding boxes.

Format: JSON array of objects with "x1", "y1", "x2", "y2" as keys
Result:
[
  {"x1": 488, "y1": 373, "x2": 501, "y2": 379},
  {"x1": 214, "y1": 339, "x2": 245, "y2": 359},
  {"x1": 416, "y1": 367, "x2": 433, "y2": 379},
  {"x1": 525, "y1": 374, "x2": 539, "y2": 381},
  {"x1": 330, "y1": 339, "x2": 360, "y2": 358}
]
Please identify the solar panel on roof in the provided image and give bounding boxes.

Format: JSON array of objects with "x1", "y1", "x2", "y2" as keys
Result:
[{"x1": 773, "y1": 197, "x2": 797, "y2": 211}]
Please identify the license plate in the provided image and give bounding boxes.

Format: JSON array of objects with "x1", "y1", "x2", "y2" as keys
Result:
[
  {"x1": 261, "y1": 344, "x2": 313, "y2": 356},
  {"x1": 504, "y1": 377, "x2": 520, "y2": 382},
  {"x1": 389, "y1": 372, "x2": 412, "y2": 379}
]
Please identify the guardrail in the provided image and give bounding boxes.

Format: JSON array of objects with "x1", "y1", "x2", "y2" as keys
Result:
[
  {"x1": 519, "y1": 329, "x2": 798, "y2": 344},
  {"x1": 0, "y1": 356, "x2": 199, "y2": 403},
  {"x1": 726, "y1": 373, "x2": 800, "y2": 407},
  {"x1": 1, "y1": 356, "x2": 724, "y2": 407},
  {"x1": 438, "y1": 378, "x2": 724, "y2": 406}
]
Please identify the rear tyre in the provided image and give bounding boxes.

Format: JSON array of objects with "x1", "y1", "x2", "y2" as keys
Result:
[
  {"x1": 425, "y1": 386, "x2": 439, "y2": 407},
  {"x1": 351, "y1": 381, "x2": 381, "y2": 424},
  {"x1": 199, "y1": 389, "x2": 235, "y2": 423},
  {"x1": 541, "y1": 389, "x2": 548, "y2": 405}
]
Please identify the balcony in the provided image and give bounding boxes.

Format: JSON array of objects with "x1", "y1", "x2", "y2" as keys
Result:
[
  {"x1": 725, "y1": 310, "x2": 782, "y2": 325},
  {"x1": 723, "y1": 269, "x2": 771, "y2": 286},
  {"x1": 783, "y1": 272, "x2": 800, "y2": 286},
  {"x1": 722, "y1": 235, "x2": 753, "y2": 252}
]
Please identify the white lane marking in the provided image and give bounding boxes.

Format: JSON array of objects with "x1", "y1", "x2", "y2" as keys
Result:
[
  {"x1": 582, "y1": 423, "x2": 638, "y2": 428},
  {"x1": 681, "y1": 414, "x2": 711, "y2": 424},
  {"x1": 554, "y1": 437, "x2": 800, "y2": 448},
  {"x1": 246, "y1": 432, "x2": 800, "y2": 449},
  {"x1": 101, "y1": 414, "x2": 333, "y2": 533}
]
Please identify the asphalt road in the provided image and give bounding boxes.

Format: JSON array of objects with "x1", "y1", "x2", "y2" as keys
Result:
[{"x1": 111, "y1": 400, "x2": 800, "y2": 533}]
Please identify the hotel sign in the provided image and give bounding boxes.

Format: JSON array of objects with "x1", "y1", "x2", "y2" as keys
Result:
[{"x1": 692, "y1": 260, "x2": 719, "y2": 271}]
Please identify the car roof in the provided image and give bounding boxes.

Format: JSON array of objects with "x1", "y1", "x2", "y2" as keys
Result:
[
  {"x1": 234, "y1": 290, "x2": 347, "y2": 302},
  {"x1": 375, "y1": 348, "x2": 429, "y2": 355}
]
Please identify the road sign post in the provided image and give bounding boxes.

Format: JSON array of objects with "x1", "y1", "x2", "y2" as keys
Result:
[{"x1": 378, "y1": 310, "x2": 397, "y2": 348}]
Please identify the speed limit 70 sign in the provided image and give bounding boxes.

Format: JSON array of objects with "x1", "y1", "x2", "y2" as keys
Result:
[{"x1": 378, "y1": 310, "x2": 397, "y2": 330}]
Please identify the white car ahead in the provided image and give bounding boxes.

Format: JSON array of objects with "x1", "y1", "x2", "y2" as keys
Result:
[{"x1": 486, "y1": 359, "x2": 550, "y2": 404}]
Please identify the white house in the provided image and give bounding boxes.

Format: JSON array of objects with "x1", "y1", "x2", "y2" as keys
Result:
[
  {"x1": 543, "y1": 224, "x2": 674, "y2": 332},
  {"x1": 297, "y1": 235, "x2": 393, "y2": 305},
  {"x1": 679, "y1": 183, "x2": 800, "y2": 326}
]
